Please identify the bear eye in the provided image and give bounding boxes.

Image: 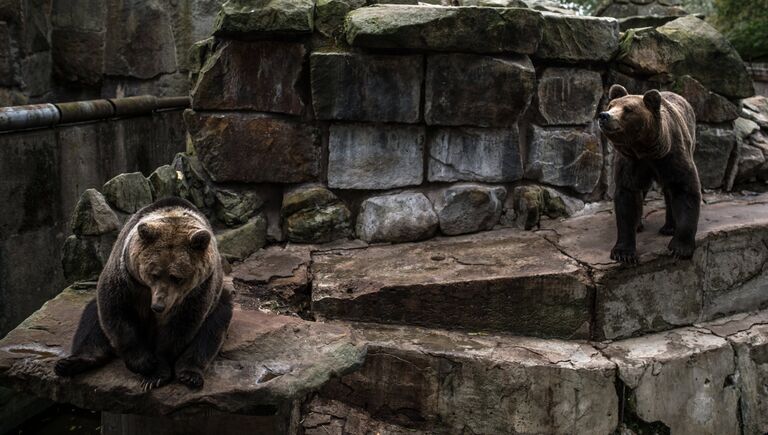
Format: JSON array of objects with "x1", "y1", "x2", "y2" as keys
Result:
[
  {"x1": 169, "y1": 275, "x2": 184, "y2": 286},
  {"x1": 623, "y1": 107, "x2": 633, "y2": 113}
]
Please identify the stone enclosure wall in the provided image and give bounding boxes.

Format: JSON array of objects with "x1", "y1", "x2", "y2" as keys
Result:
[{"x1": 162, "y1": 0, "x2": 758, "y2": 256}]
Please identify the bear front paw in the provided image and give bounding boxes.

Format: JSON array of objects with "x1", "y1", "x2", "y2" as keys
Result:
[
  {"x1": 139, "y1": 361, "x2": 172, "y2": 392},
  {"x1": 177, "y1": 369, "x2": 204, "y2": 390},
  {"x1": 659, "y1": 223, "x2": 676, "y2": 236},
  {"x1": 54, "y1": 357, "x2": 94, "y2": 377},
  {"x1": 611, "y1": 246, "x2": 638, "y2": 264},
  {"x1": 124, "y1": 352, "x2": 157, "y2": 377},
  {"x1": 668, "y1": 238, "x2": 695, "y2": 259}
]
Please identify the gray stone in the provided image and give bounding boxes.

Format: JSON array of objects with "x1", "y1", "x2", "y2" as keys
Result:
[
  {"x1": 51, "y1": 29, "x2": 105, "y2": 85},
  {"x1": 503, "y1": 185, "x2": 584, "y2": 230},
  {"x1": 458, "y1": 0, "x2": 527, "y2": 6},
  {"x1": 214, "y1": 0, "x2": 314, "y2": 36},
  {"x1": 51, "y1": 0, "x2": 107, "y2": 32},
  {"x1": 672, "y1": 75, "x2": 739, "y2": 123},
  {"x1": 0, "y1": 22, "x2": 16, "y2": 87},
  {"x1": 216, "y1": 214, "x2": 268, "y2": 261},
  {"x1": 724, "y1": 320, "x2": 768, "y2": 434},
  {"x1": 617, "y1": 16, "x2": 754, "y2": 99},
  {"x1": 425, "y1": 54, "x2": 535, "y2": 127},
  {"x1": 428, "y1": 127, "x2": 524, "y2": 183},
  {"x1": 281, "y1": 184, "x2": 352, "y2": 244},
  {"x1": 310, "y1": 52, "x2": 422, "y2": 123},
  {"x1": 101, "y1": 172, "x2": 153, "y2": 213},
  {"x1": 70, "y1": 188, "x2": 120, "y2": 236},
  {"x1": 148, "y1": 164, "x2": 178, "y2": 200},
  {"x1": 435, "y1": 183, "x2": 505, "y2": 236},
  {"x1": 327, "y1": 124, "x2": 424, "y2": 190},
  {"x1": 104, "y1": 0, "x2": 177, "y2": 79},
  {"x1": 735, "y1": 117, "x2": 760, "y2": 140},
  {"x1": 19, "y1": 51, "x2": 52, "y2": 97},
  {"x1": 185, "y1": 110, "x2": 321, "y2": 184},
  {"x1": 214, "y1": 189, "x2": 263, "y2": 227},
  {"x1": 61, "y1": 234, "x2": 115, "y2": 283},
  {"x1": 694, "y1": 124, "x2": 736, "y2": 189},
  {"x1": 603, "y1": 328, "x2": 740, "y2": 435},
  {"x1": 345, "y1": 5, "x2": 543, "y2": 54},
  {"x1": 742, "y1": 96, "x2": 768, "y2": 129},
  {"x1": 598, "y1": 1, "x2": 687, "y2": 17},
  {"x1": 355, "y1": 192, "x2": 438, "y2": 243},
  {"x1": 192, "y1": 40, "x2": 306, "y2": 115},
  {"x1": 315, "y1": 0, "x2": 366, "y2": 38},
  {"x1": 536, "y1": 68, "x2": 603, "y2": 125},
  {"x1": 525, "y1": 124, "x2": 603, "y2": 194},
  {"x1": 736, "y1": 131, "x2": 768, "y2": 182},
  {"x1": 535, "y1": 13, "x2": 620, "y2": 62},
  {"x1": 172, "y1": 153, "x2": 216, "y2": 212}
]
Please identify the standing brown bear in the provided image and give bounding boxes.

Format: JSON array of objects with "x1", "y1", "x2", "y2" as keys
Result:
[
  {"x1": 598, "y1": 84, "x2": 701, "y2": 263},
  {"x1": 55, "y1": 197, "x2": 232, "y2": 390}
]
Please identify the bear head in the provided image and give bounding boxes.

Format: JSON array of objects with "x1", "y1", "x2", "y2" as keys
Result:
[
  {"x1": 598, "y1": 84, "x2": 663, "y2": 158},
  {"x1": 127, "y1": 212, "x2": 216, "y2": 315}
]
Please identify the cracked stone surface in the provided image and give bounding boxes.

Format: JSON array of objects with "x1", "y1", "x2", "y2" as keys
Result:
[
  {"x1": 318, "y1": 323, "x2": 618, "y2": 434},
  {"x1": 0, "y1": 287, "x2": 365, "y2": 416},
  {"x1": 603, "y1": 327, "x2": 740, "y2": 435},
  {"x1": 312, "y1": 229, "x2": 592, "y2": 338}
]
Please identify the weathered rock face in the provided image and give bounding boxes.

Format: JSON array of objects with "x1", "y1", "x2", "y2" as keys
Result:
[
  {"x1": 603, "y1": 328, "x2": 740, "y2": 435},
  {"x1": 355, "y1": 192, "x2": 438, "y2": 243},
  {"x1": 425, "y1": 54, "x2": 535, "y2": 127},
  {"x1": 172, "y1": 153, "x2": 216, "y2": 212},
  {"x1": 434, "y1": 184, "x2": 506, "y2": 236},
  {"x1": 742, "y1": 96, "x2": 768, "y2": 129},
  {"x1": 535, "y1": 13, "x2": 620, "y2": 62},
  {"x1": 214, "y1": 188, "x2": 263, "y2": 227},
  {"x1": 103, "y1": 0, "x2": 177, "y2": 79},
  {"x1": 213, "y1": 0, "x2": 315, "y2": 37},
  {"x1": 61, "y1": 234, "x2": 115, "y2": 282},
  {"x1": 281, "y1": 184, "x2": 352, "y2": 244},
  {"x1": 617, "y1": 16, "x2": 754, "y2": 99},
  {"x1": 51, "y1": 29, "x2": 105, "y2": 85},
  {"x1": 427, "y1": 127, "x2": 523, "y2": 183},
  {"x1": 70, "y1": 189, "x2": 119, "y2": 236},
  {"x1": 192, "y1": 40, "x2": 306, "y2": 115},
  {"x1": 345, "y1": 5, "x2": 543, "y2": 54},
  {"x1": 101, "y1": 172, "x2": 153, "y2": 213},
  {"x1": 147, "y1": 164, "x2": 178, "y2": 200},
  {"x1": 503, "y1": 184, "x2": 585, "y2": 230},
  {"x1": 216, "y1": 214, "x2": 267, "y2": 261},
  {"x1": 672, "y1": 75, "x2": 739, "y2": 123},
  {"x1": 735, "y1": 121, "x2": 768, "y2": 183},
  {"x1": 694, "y1": 124, "x2": 736, "y2": 189},
  {"x1": 315, "y1": 0, "x2": 366, "y2": 38},
  {"x1": 597, "y1": 0, "x2": 687, "y2": 18},
  {"x1": 536, "y1": 68, "x2": 603, "y2": 125},
  {"x1": 311, "y1": 52, "x2": 422, "y2": 123},
  {"x1": 185, "y1": 110, "x2": 321, "y2": 183},
  {"x1": 327, "y1": 124, "x2": 424, "y2": 190},
  {"x1": 525, "y1": 124, "x2": 603, "y2": 194}
]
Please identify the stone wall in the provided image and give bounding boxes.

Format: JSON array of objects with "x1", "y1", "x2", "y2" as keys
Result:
[
  {"x1": 0, "y1": 0, "x2": 224, "y2": 106},
  {"x1": 173, "y1": 2, "x2": 756, "y2": 252},
  {"x1": 0, "y1": 109, "x2": 185, "y2": 337}
]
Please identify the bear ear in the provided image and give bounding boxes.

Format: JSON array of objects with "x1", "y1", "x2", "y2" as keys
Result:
[
  {"x1": 643, "y1": 90, "x2": 662, "y2": 112},
  {"x1": 609, "y1": 84, "x2": 628, "y2": 100},
  {"x1": 189, "y1": 229, "x2": 211, "y2": 250},
  {"x1": 137, "y1": 222, "x2": 161, "y2": 243}
]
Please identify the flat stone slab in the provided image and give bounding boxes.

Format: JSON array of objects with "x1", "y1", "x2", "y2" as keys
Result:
[
  {"x1": 0, "y1": 287, "x2": 365, "y2": 416},
  {"x1": 312, "y1": 229, "x2": 593, "y2": 338}
]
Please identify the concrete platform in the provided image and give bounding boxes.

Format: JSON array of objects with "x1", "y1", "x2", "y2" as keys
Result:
[{"x1": 313, "y1": 194, "x2": 768, "y2": 340}]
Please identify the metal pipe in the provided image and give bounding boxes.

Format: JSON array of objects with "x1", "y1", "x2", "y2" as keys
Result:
[
  {"x1": 57, "y1": 99, "x2": 115, "y2": 124},
  {"x1": 0, "y1": 104, "x2": 60, "y2": 131},
  {"x1": 156, "y1": 96, "x2": 191, "y2": 110},
  {"x1": 110, "y1": 95, "x2": 158, "y2": 117}
]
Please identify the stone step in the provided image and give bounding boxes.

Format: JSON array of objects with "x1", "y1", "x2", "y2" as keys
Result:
[
  {"x1": 314, "y1": 310, "x2": 768, "y2": 435},
  {"x1": 311, "y1": 194, "x2": 768, "y2": 340}
]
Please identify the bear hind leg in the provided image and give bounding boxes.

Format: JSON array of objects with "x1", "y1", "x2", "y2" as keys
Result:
[
  {"x1": 54, "y1": 299, "x2": 113, "y2": 377},
  {"x1": 667, "y1": 187, "x2": 701, "y2": 259},
  {"x1": 659, "y1": 189, "x2": 676, "y2": 236},
  {"x1": 175, "y1": 292, "x2": 233, "y2": 389}
]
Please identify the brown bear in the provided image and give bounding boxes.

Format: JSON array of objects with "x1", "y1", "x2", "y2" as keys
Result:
[
  {"x1": 54, "y1": 197, "x2": 232, "y2": 390},
  {"x1": 598, "y1": 84, "x2": 701, "y2": 263}
]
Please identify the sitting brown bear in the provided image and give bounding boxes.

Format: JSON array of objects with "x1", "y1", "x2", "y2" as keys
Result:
[
  {"x1": 598, "y1": 84, "x2": 701, "y2": 263},
  {"x1": 55, "y1": 197, "x2": 231, "y2": 390}
]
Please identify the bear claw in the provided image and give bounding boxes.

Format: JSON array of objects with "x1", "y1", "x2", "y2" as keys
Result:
[
  {"x1": 611, "y1": 247, "x2": 638, "y2": 264},
  {"x1": 177, "y1": 370, "x2": 204, "y2": 389},
  {"x1": 668, "y1": 238, "x2": 695, "y2": 259}
]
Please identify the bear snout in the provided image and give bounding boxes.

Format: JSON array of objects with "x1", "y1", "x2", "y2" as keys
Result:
[
  {"x1": 598, "y1": 112, "x2": 611, "y2": 121},
  {"x1": 151, "y1": 302, "x2": 166, "y2": 313}
]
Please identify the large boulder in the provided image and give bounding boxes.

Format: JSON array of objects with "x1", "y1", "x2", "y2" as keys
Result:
[
  {"x1": 281, "y1": 184, "x2": 352, "y2": 244},
  {"x1": 502, "y1": 185, "x2": 584, "y2": 230},
  {"x1": 535, "y1": 68, "x2": 603, "y2": 125},
  {"x1": 101, "y1": 172, "x2": 153, "y2": 214},
  {"x1": 213, "y1": 0, "x2": 314, "y2": 36},
  {"x1": 216, "y1": 214, "x2": 268, "y2": 261},
  {"x1": 672, "y1": 75, "x2": 739, "y2": 123},
  {"x1": 345, "y1": 5, "x2": 543, "y2": 54},
  {"x1": 425, "y1": 54, "x2": 535, "y2": 127},
  {"x1": 742, "y1": 96, "x2": 768, "y2": 129},
  {"x1": 310, "y1": 52, "x2": 422, "y2": 123},
  {"x1": 172, "y1": 153, "x2": 216, "y2": 212},
  {"x1": 315, "y1": 0, "x2": 366, "y2": 38},
  {"x1": 356, "y1": 192, "x2": 438, "y2": 243},
  {"x1": 192, "y1": 40, "x2": 306, "y2": 115},
  {"x1": 435, "y1": 184, "x2": 506, "y2": 236},
  {"x1": 70, "y1": 189, "x2": 120, "y2": 236},
  {"x1": 185, "y1": 111, "x2": 321, "y2": 184},
  {"x1": 597, "y1": 0, "x2": 687, "y2": 18},
  {"x1": 535, "y1": 13, "x2": 620, "y2": 62},
  {"x1": 148, "y1": 164, "x2": 178, "y2": 200},
  {"x1": 61, "y1": 234, "x2": 115, "y2": 283},
  {"x1": 695, "y1": 124, "x2": 737, "y2": 189},
  {"x1": 327, "y1": 124, "x2": 424, "y2": 190},
  {"x1": 617, "y1": 16, "x2": 754, "y2": 99},
  {"x1": 214, "y1": 188, "x2": 263, "y2": 227},
  {"x1": 525, "y1": 125, "x2": 603, "y2": 194},
  {"x1": 427, "y1": 127, "x2": 524, "y2": 183}
]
